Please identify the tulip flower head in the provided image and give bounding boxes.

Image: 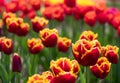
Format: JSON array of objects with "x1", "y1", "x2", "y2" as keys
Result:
[
  {"x1": 31, "y1": 16, "x2": 49, "y2": 33},
  {"x1": 12, "y1": 53, "x2": 22, "y2": 72},
  {"x1": 72, "y1": 39, "x2": 101, "y2": 66},
  {"x1": 102, "y1": 45, "x2": 119, "y2": 64},
  {"x1": 27, "y1": 71, "x2": 53, "y2": 83},
  {"x1": 40, "y1": 28, "x2": 58, "y2": 47},
  {"x1": 27, "y1": 38, "x2": 44, "y2": 54},
  {"x1": 0, "y1": 37, "x2": 5, "y2": 51},
  {"x1": 80, "y1": 30, "x2": 98, "y2": 41},
  {"x1": 52, "y1": 6, "x2": 65, "y2": 21},
  {"x1": 50, "y1": 57, "x2": 80, "y2": 83},
  {"x1": 57, "y1": 37, "x2": 71, "y2": 53},
  {"x1": 84, "y1": 11, "x2": 97, "y2": 27},
  {"x1": 2, "y1": 12, "x2": 16, "y2": 23},
  {"x1": 1, "y1": 38, "x2": 13, "y2": 54},
  {"x1": 64, "y1": 0, "x2": 76, "y2": 8},
  {"x1": 90, "y1": 57, "x2": 111, "y2": 79}
]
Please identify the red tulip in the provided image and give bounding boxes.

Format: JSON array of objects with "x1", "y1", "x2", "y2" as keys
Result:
[
  {"x1": 31, "y1": 16, "x2": 48, "y2": 33},
  {"x1": 12, "y1": 53, "x2": 22, "y2": 72},
  {"x1": 40, "y1": 28, "x2": 58, "y2": 47},
  {"x1": 57, "y1": 37, "x2": 71, "y2": 53},
  {"x1": 90, "y1": 57, "x2": 111, "y2": 79},
  {"x1": 72, "y1": 39, "x2": 101, "y2": 66},
  {"x1": 84, "y1": 11, "x2": 97, "y2": 27},
  {"x1": 102, "y1": 45, "x2": 119, "y2": 64},
  {"x1": 27, "y1": 38, "x2": 44, "y2": 54}
]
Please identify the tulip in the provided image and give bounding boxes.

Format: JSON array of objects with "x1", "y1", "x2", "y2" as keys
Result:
[
  {"x1": 43, "y1": 6, "x2": 53, "y2": 20},
  {"x1": 50, "y1": 57, "x2": 80, "y2": 83},
  {"x1": 57, "y1": 37, "x2": 71, "y2": 53},
  {"x1": 84, "y1": 11, "x2": 97, "y2": 27},
  {"x1": 102, "y1": 45, "x2": 119, "y2": 64},
  {"x1": 6, "y1": 17, "x2": 20, "y2": 33},
  {"x1": 5, "y1": 1, "x2": 18, "y2": 13},
  {"x1": 2, "y1": 38, "x2": 13, "y2": 54},
  {"x1": 111, "y1": 13, "x2": 120, "y2": 29},
  {"x1": 16, "y1": 22, "x2": 30, "y2": 36},
  {"x1": 27, "y1": 71, "x2": 53, "y2": 83},
  {"x1": 52, "y1": 6, "x2": 65, "y2": 21},
  {"x1": 106, "y1": 7, "x2": 119, "y2": 24},
  {"x1": 73, "y1": 6, "x2": 94, "y2": 20},
  {"x1": 27, "y1": 38, "x2": 44, "y2": 54},
  {"x1": 40, "y1": 28, "x2": 58, "y2": 47},
  {"x1": 0, "y1": 19, "x2": 3, "y2": 36},
  {"x1": 90, "y1": 57, "x2": 111, "y2": 79},
  {"x1": 2, "y1": 12, "x2": 16, "y2": 23},
  {"x1": 64, "y1": 0, "x2": 76, "y2": 8},
  {"x1": 12, "y1": 53, "x2": 22, "y2": 72},
  {"x1": 29, "y1": 0, "x2": 41, "y2": 11},
  {"x1": 72, "y1": 39, "x2": 101, "y2": 66},
  {"x1": 79, "y1": 30, "x2": 98, "y2": 41},
  {"x1": 0, "y1": 37, "x2": 5, "y2": 51},
  {"x1": 31, "y1": 16, "x2": 49, "y2": 33},
  {"x1": 97, "y1": 11, "x2": 107, "y2": 24}
]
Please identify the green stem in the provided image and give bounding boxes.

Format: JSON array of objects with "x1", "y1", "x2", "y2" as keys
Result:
[
  {"x1": 32, "y1": 55, "x2": 38, "y2": 75},
  {"x1": 110, "y1": 65, "x2": 112, "y2": 83},
  {"x1": 99, "y1": 79, "x2": 104, "y2": 83},
  {"x1": 85, "y1": 67, "x2": 89, "y2": 83}
]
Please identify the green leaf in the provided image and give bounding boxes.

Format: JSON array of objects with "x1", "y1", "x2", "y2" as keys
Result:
[{"x1": 0, "y1": 62, "x2": 9, "y2": 83}]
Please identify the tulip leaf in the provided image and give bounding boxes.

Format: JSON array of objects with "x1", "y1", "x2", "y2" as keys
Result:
[{"x1": 0, "y1": 62, "x2": 9, "y2": 83}]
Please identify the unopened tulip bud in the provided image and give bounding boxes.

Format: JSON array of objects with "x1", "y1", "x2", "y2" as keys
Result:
[{"x1": 12, "y1": 53, "x2": 22, "y2": 72}]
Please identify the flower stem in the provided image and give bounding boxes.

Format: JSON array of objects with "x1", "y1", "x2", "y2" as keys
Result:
[
  {"x1": 99, "y1": 79, "x2": 104, "y2": 83},
  {"x1": 85, "y1": 67, "x2": 89, "y2": 83},
  {"x1": 110, "y1": 65, "x2": 113, "y2": 83}
]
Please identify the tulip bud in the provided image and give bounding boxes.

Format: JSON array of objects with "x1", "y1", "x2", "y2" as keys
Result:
[
  {"x1": 27, "y1": 38, "x2": 44, "y2": 54},
  {"x1": 84, "y1": 11, "x2": 97, "y2": 27},
  {"x1": 12, "y1": 53, "x2": 22, "y2": 72},
  {"x1": 57, "y1": 37, "x2": 71, "y2": 53},
  {"x1": 31, "y1": 16, "x2": 48, "y2": 33},
  {"x1": 90, "y1": 57, "x2": 111, "y2": 79},
  {"x1": 102, "y1": 45, "x2": 119, "y2": 64},
  {"x1": 40, "y1": 28, "x2": 58, "y2": 47},
  {"x1": 43, "y1": 7, "x2": 53, "y2": 20},
  {"x1": 72, "y1": 39, "x2": 101, "y2": 66},
  {"x1": 52, "y1": 6, "x2": 65, "y2": 22}
]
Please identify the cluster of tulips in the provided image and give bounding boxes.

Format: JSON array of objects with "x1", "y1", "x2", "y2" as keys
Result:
[
  {"x1": 27, "y1": 30, "x2": 119, "y2": 83},
  {"x1": 0, "y1": 0, "x2": 120, "y2": 83}
]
